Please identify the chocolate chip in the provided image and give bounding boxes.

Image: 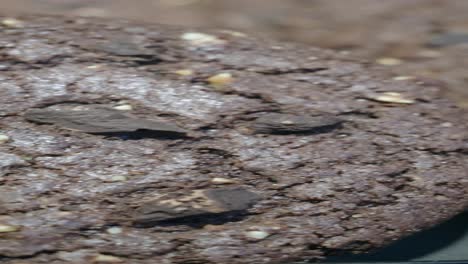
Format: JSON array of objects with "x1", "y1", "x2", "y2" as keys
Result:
[
  {"x1": 24, "y1": 107, "x2": 187, "y2": 136},
  {"x1": 88, "y1": 40, "x2": 177, "y2": 63},
  {"x1": 132, "y1": 187, "x2": 260, "y2": 226},
  {"x1": 203, "y1": 187, "x2": 260, "y2": 211},
  {"x1": 94, "y1": 41, "x2": 153, "y2": 57},
  {"x1": 251, "y1": 113, "x2": 342, "y2": 134}
]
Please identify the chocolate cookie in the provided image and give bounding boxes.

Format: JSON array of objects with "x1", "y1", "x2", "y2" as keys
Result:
[{"x1": 0, "y1": 16, "x2": 467, "y2": 264}]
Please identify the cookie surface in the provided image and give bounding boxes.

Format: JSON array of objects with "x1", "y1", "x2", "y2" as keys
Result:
[{"x1": 0, "y1": 16, "x2": 467, "y2": 264}]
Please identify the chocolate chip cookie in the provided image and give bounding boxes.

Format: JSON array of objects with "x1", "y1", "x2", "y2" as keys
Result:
[{"x1": 0, "y1": 16, "x2": 467, "y2": 264}]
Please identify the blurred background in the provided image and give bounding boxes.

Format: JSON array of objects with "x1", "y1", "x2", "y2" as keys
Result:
[
  {"x1": 1, "y1": 0, "x2": 468, "y2": 107},
  {"x1": 1, "y1": 1, "x2": 468, "y2": 262}
]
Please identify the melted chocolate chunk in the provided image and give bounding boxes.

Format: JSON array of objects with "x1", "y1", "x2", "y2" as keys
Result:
[
  {"x1": 133, "y1": 187, "x2": 260, "y2": 227},
  {"x1": 252, "y1": 113, "x2": 342, "y2": 134},
  {"x1": 94, "y1": 41, "x2": 153, "y2": 57},
  {"x1": 24, "y1": 107, "x2": 187, "y2": 136}
]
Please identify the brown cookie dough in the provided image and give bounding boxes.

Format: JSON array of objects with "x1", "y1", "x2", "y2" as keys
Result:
[{"x1": 0, "y1": 16, "x2": 467, "y2": 264}]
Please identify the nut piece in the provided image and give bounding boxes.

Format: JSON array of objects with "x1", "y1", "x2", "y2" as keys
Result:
[
  {"x1": 1, "y1": 18, "x2": 24, "y2": 28},
  {"x1": 181, "y1": 32, "x2": 225, "y2": 46},
  {"x1": 0, "y1": 224, "x2": 20, "y2": 233},
  {"x1": 376, "y1": 57, "x2": 403, "y2": 66},
  {"x1": 211, "y1": 177, "x2": 236, "y2": 184},
  {"x1": 174, "y1": 69, "x2": 194, "y2": 76},
  {"x1": 113, "y1": 104, "x2": 133, "y2": 111},
  {"x1": 106, "y1": 227, "x2": 123, "y2": 234},
  {"x1": 93, "y1": 254, "x2": 123, "y2": 263},
  {"x1": 393, "y1": 76, "x2": 414, "y2": 81},
  {"x1": 86, "y1": 64, "x2": 103, "y2": 69},
  {"x1": 0, "y1": 134, "x2": 10, "y2": 144},
  {"x1": 372, "y1": 92, "x2": 415, "y2": 104},
  {"x1": 245, "y1": 230, "x2": 270, "y2": 240},
  {"x1": 207, "y1": 73, "x2": 234, "y2": 87}
]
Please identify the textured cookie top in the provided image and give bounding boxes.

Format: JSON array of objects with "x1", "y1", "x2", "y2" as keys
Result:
[{"x1": 0, "y1": 16, "x2": 467, "y2": 264}]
